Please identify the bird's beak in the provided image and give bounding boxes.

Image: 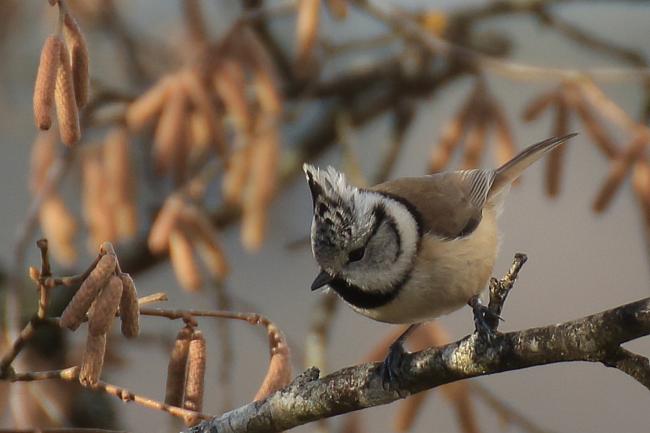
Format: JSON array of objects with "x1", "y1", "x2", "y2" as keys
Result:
[{"x1": 311, "y1": 270, "x2": 333, "y2": 291}]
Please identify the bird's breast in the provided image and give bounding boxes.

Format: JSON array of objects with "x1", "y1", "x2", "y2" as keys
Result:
[{"x1": 350, "y1": 210, "x2": 500, "y2": 324}]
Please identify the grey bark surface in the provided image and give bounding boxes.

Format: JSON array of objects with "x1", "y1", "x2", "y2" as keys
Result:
[{"x1": 188, "y1": 296, "x2": 650, "y2": 433}]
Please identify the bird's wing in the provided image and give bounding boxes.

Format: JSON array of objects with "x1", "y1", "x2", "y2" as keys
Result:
[{"x1": 370, "y1": 169, "x2": 495, "y2": 239}]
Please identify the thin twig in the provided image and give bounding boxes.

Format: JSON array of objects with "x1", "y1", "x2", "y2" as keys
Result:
[
  {"x1": 7, "y1": 364, "x2": 210, "y2": 423},
  {"x1": 139, "y1": 307, "x2": 270, "y2": 326},
  {"x1": 487, "y1": 253, "x2": 528, "y2": 329},
  {"x1": 0, "y1": 320, "x2": 40, "y2": 377},
  {"x1": 2, "y1": 241, "x2": 93, "y2": 376},
  {"x1": 10, "y1": 366, "x2": 80, "y2": 382},
  {"x1": 137, "y1": 292, "x2": 169, "y2": 305},
  {"x1": 535, "y1": 8, "x2": 646, "y2": 67},
  {"x1": 353, "y1": 0, "x2": 650, "y2": 82},
  {"x1": 189, "y1": 296, "x2": 650, "y2": 433},
  {"x1": 92, "y1": 379, "x2": 210, "y2": 423}
]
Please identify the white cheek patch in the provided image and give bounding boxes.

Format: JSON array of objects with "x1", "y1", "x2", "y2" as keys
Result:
[
  {"x1": 346, "y1": 193, "x2": 419, "y2": 293},
  {"x1": 381, "y1": 195, "x2": 419, "y2": 279}
]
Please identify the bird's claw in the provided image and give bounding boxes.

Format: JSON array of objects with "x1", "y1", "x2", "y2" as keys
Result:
[
  {"x1": 380, "y1": 341, "x2": 406, "y2": 391},
  {"x1": 469, "y1": 296, "x2": 501, "y2": 342}
]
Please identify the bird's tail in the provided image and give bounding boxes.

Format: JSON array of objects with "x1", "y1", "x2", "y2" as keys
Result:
[{"x1": 487, "y1": 133, "x2": 577, "y2": 202}]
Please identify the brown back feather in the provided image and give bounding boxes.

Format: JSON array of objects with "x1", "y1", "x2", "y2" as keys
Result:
[
  {"x1": 488, "y1": 133, "x2": 577, "y2": 201},
  {"x1": 371, "y1": 133, "x2": 577, "y2": 239}
]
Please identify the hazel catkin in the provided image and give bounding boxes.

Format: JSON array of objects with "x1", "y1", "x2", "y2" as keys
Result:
[
  {"x1": 253, "y1": 323, "x2": 291, "y2": 401},
  {"x1": 79, "y1": 332, "x2": 107, "y2": 386},
  {"x1": 33, "y1": 35, "x2": 62, "y2": 130},
  {"x1": 182, "y1": 330, "x2": 206, "y2": 413},
  {"x1": 148, "y1": 195, "x2": 184, "y2": 253},
  {"x1": 295, "y1": 0, "x2": 320, "y2": 72},
  {"x1": 164, "y1": 326, "x2": 192, "y2": 407},
  {"x1": 88, "y1": 275, "x2": 123, "y2": 336},
  {"x1": 63, "y1": 13, "x2": 90, "y2": 108},
  {"x1": 60, "y1": 253, "x2": 117, "y2": 330},
  {"x1": 169, "y1": 229, "x2": 202, "y2": 291},
  {"x1": 54, "y1": 42, "x2": 81, "y2": 146},
  {"x1": 125, "y1": 77, "x2": 173, "y2": 131},
  {"x1": 118, "y1": 273, "x2": 140, "y2": 338}
]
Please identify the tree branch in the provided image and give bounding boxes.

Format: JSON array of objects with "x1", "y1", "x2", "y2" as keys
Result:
[{"x1": 189, "y1": 297, "x2": 650, "y2": 433}]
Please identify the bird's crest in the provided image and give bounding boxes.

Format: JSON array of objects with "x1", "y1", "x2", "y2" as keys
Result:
[
  {"x1": 302, "y1": 164, "x2": 367, "y2": 253},
  {"x1": 302, "y1": 164, "x2": 358, "y2": 213}
]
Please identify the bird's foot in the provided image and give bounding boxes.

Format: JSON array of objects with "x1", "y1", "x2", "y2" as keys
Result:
[
  {"x1": 468, "y1": 295, "x2": 502, "y2": 342},
  {"x1": 380, "y1": 340, "x2": 407, "y2": 391},
  {"x1": 379, "y1": 324, "x2": 419, "y2": 392}
]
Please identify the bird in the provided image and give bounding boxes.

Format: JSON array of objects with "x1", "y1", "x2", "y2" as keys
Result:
[{"x1": 303, "y1": 133, "x2": 577, "y2": 386}]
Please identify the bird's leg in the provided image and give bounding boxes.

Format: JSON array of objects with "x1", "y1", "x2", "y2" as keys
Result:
[
  {"x1": 468, "y1": 295, "x2": 502, "y2": 340},
  {"x1": 380, "y1": 323, "x2": 419, "y2": 390}
]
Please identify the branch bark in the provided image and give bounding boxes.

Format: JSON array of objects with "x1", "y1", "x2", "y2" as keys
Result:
[{"x1": 189, "y1": 297, "x2": 650, "y2": 433}]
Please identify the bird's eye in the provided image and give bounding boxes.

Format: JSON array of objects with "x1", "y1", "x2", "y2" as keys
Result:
[{"x1": 348, "y1": 247, "x2": 365, "y2": 263}]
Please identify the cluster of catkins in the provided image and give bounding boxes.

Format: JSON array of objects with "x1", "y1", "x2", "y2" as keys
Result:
[
  {"x1": 126, "y1": 27, "x2": 282, "y2": 254},
  {"x1": 58, "y1": 242, "x2": 139, "y2": 386},
  {"x1": 33, "y1": 10, "x2": 89, "y2": 146},
  {"x1": 164, "y1": 325, "x2": 207, "y2": 424},
  {"x1": 149, "y1": 195, "x2": 229, "y2": 291},
  {"x1": 32, "y1": 127, "x2": 138, "y2": 266}
]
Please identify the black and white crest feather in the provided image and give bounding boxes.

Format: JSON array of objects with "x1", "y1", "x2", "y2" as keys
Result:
[{"x1": 303, "y1": 164, "x2": 370, "y2": 253}]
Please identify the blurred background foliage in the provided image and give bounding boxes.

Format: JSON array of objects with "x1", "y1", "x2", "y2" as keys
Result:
[{"x1": 0, "y1": 1, "x2": 649, "y2": 432}]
